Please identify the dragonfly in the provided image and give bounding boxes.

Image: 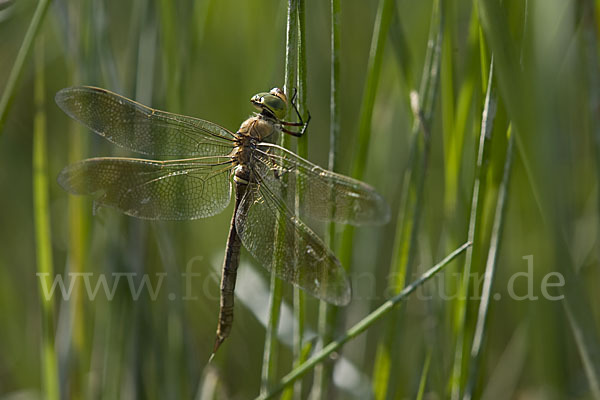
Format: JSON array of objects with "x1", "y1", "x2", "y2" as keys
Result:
[{"x1": 56, "y1": 86, "x2": 390, "y2": 354}]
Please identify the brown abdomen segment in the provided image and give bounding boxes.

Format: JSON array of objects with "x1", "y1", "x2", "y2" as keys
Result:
[{"x1": 213, "y1": 181, "x2": 247, "y2": 354}]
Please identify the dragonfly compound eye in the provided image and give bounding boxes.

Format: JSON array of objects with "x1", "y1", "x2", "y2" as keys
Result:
[
  {"x1": 269, "y1": 87, "x2": 287, "y2": 103},
  {"x1": 251, "y1": 90, "x2": 288, "y2": 120}
]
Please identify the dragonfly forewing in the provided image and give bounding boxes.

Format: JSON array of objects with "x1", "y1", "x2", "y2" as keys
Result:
[
  {"x1": 56, "y1": 86, "x2": 236, "y2": 158},
  {"x1": 254, "y1": 143, "x2": 390, "y2": 226},
  {"x1": 58, "y1": 157, "x2": 233, "y2": 220},
  {"x1": 235, "y1": 179, "x2": 351, "y2": 306}
]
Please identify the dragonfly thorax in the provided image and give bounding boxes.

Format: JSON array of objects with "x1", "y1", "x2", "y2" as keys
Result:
[
  {"x1": 231, "y1": 117, "x2": 274, "y2": 182},
  {"x1": 237, "y1": 114, "x2": 279, "y2": 141}
]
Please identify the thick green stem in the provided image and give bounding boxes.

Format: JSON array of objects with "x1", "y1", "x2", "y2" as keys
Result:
[
  {"x1": 33, "y1": 35, "x2": 60, "y2": 400},
  {"x1": 310, "y1": 0, "x2": 341, "y2": 397},
  {"x1": 261, "y1": 0, "x2": 300, "y2": 395}
]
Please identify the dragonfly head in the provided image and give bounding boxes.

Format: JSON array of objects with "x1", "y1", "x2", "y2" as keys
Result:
[{"x1": 250, "y1": 88, "x2": 288, "y2": 120}]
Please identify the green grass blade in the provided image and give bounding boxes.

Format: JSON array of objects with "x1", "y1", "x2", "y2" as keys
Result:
[
  {"x1": 477, "y1": 1, "x2": 541, "y2": 224},
  {"x1": 337, "y1": 0, "x2": 394, "y2": 324},
  {"x1": 372, "y1": 1, "x2": 442, "y2": 398},
  {"x1": 310, "y1": 0, "x2": 340, "y2": 397},
  {"x1": 328, "y1": 0, "x2": 341, "y2": 175},
  {"x1": 261, "y1": 1, "x2": 300, "y2": 395},
  {"x1": 584, "y1": 0, "x2": 600, "y2": 223},
  {"x1": 292, "y1": 1, "x2": 308, "y2": 398},
  {"x1": 416, "y1": 350, "x2": 432, "y2": 400},
  {"x1": 288, "y1": 289, "x2": 306, "y2": 400},
  {"x1": 444, "y1": 3, "x2": 480, "y2": 215},
  {"x1": 480, "y1": 1, "x2": 600, "y2": 396},
  {"x1": 255, "y1": 242, "x2": 472, "y2": 400},
  {"x1": 463, "y1": 128, "x2": 515, "y2": 400},
  {"x1": 0, "y1": 0, "x2": 52, "y2": 134},
  {"x1": 388, "y1": 7, "x2": 414, "y2": 92},
  {"x1": 261, "y1": 264, "x2": 284, "y2": 395},
  {"x1": 479, "y1": 323, "x2": 528, "y2": 399},
  {"x1": 576, "y1": 2, "x2": 600, "y2": 397},
  {"x1": 477, "y1": 0, "x2": 527, "y2": 133},
  {"x1": 33, "y1": 35, "x2": 59, "y2": 400},
  {"x1": 283, "y1": 0, "x2": 299, "y2": 113},
  {"x1": 449, "y1": 56, "x2": 496, "y2": 400},
  {"x1": 60, "y1": 4, "x2": 93, "y2": 398},
  {"x1": 440, "y1": 0, "x2": 456, "y2": 197},
  {"x1": 563, "y1": 296, "x2": 600, "y2": 399},
  {"x1": 349, "y1": 0, "x2": 394, "y2": 182},
  {"x1": 158, "y1": 0, "x2": 181, "y2": 109}
]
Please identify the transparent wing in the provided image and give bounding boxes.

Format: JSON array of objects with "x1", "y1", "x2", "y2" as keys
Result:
[
  {"x1": 58, "y1": 156, "x2": 233, "y2": 220},
  {"x1": 235, "y1": 178, "x2": 351, "y2": 306},
  {"x1": 253, "y1": 143, "x2": 390, "y2": 225},
  {"x1": 56, "y1": 86, "x2": 236, "y2": 158}
]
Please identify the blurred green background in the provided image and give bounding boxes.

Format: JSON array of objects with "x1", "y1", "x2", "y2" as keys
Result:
[{"x1": 1, "y1": 0, "x2": 600, "y2": 399}]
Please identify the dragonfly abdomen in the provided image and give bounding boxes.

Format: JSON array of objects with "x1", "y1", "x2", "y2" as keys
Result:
[{"x1": 214, "y1": 180, "x2": 248, "y2": 354}]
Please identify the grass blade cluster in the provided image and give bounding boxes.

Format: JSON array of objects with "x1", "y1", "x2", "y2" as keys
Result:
[{"x1": 257, "y1": 242, "x2": 471, "y2": 400}]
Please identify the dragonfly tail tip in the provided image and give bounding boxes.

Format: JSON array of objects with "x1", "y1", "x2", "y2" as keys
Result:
[{"x1": 211, "y1": 335, "x2": 225, "y2": 361}]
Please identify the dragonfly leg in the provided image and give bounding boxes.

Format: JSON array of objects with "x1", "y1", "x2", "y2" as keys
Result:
[
  {"x1": 279, "y1": 88, "x2": 311, "y2": 137},
  {"x1": 290, "y1": 87, "x2": 298, "y2": 105},
  {"x1": 289, "y1": 89, "x2": 309, "y2": 126},
  {"x1": 280, "y1": 113, "x2": 311, "y2": 136},
  {"x1": 281, "y1": 127, "x2": 303, "y2": 137},
  {"x1": 280, "y1": 120, "x2": 304, "y2": 126},
  {"x1": 281, "y1": 111, "x2": 311, "y2": 137}
]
